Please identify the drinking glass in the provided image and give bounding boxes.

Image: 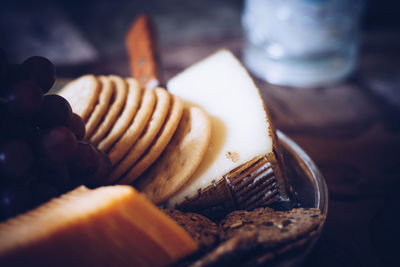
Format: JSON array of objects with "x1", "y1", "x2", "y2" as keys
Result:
[{"x1": 242, "y1": 0, "x2": 364, "y2": 87}]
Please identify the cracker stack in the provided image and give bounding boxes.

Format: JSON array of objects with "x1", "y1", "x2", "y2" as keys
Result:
[
  {"x1": 59, "y1": 50, "x2": 290, "y2": 219},
  {"x1": 59, "y1": 75, "x2": 211, "y2": 204}
]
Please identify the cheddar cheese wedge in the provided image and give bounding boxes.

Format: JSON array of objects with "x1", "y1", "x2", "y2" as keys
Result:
[{"x1": 0, "y1": 186, "x2": 197, "y2": 267}]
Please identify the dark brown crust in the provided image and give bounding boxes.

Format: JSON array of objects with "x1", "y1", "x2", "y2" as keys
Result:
[
  {"x1": 163, "y1": 209, "x2": 219, "y2": 251},
  {"x1": 249, "y1": 56, "x2": 289, "y2": 200},
  {"x1": 185, "y1": 208, "x2": 325, "y2": 267},
  {"x1": 175, "y1": 156, "x2": 281, "y2": 220},
  {"x1": 225, "y1": 156, "x2": 280, "y2": 211}
]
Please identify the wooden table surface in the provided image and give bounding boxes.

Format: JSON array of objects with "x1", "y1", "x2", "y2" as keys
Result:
[
  {"x1": 1, "y1": 1, "x2": 399, "y2": 266},
  {"x1": 161, "y1": 34, "x2": 400, "y2": 267}
]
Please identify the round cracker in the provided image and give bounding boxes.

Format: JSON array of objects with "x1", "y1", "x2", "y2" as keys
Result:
[
  {"x1": 108, "y1": 88, "x2": 156, "y2": 165},
  {"x1": 117, "y1": 95, "x2": 183, "y2": 185},
  {"x1": 135, "y1": 106, "x2": 211, "y2": 204},
  {"x1": 90, "y1": 75, "x2": 127, "y2": 144},
  {"x1": 108, "y1": 88, "x2": 171, "y2": 184},
  {"x1": 58, "y1": 75, "x2": 100, "y2": 121},
  {"x1": 84, "y1": 76, "x2": 113, "y2": 139},
  {"x1": 98, "y1": 78, "x2": 142, "y2": 151}
]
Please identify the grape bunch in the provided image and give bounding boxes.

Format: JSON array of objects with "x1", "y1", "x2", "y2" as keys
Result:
[{"x1": 0, "y1": 50, "x2": 111, "y2": 221}]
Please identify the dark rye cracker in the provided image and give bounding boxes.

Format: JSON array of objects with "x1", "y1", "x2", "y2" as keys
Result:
[
  {"x1": 164, "y1": 209, "x2": 218, "y2": 252},
  {"x1": 185, "y1": 208, "x2": 325, "y2": 267}
]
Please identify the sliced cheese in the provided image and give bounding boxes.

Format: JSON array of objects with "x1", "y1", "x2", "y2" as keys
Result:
[
  {"x1": 0, "y1": 186, "x2": 197, "y2": 267},
  {"x1": 167, "y1": 49, "x2": 274, "y2": 206}
]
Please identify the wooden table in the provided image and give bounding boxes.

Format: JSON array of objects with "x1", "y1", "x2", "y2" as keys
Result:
[
  {"x1": 2, "y1": 1, "x2": 399, "y2": 265},
  {"x1": 162, "y1": 34, "x2": 400, "y2": 267},
  {"x1": 157, "y1": 32, "x2": 400, "y2": 267}
]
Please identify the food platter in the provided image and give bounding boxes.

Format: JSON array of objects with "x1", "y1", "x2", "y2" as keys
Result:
[
  {"x1": 0, "y1": 15, "x2": 328, "y2": 265},
  {"x1": 50, "y1": 58, "x2": 329, "y2": 266}
]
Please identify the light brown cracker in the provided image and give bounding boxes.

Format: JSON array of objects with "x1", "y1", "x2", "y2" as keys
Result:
[
  {"x1": 58, "y1": 75, "x2": 100, "y2": 121},
  {"x1": 98, "y1": 78, "x2": 142, "y2": 152},
  {"x1": 135, "y1": 106, "x2": 211, "y2": 204},
  {"x1": 108, "y1": 88, "x2": 171, "y2": 184},
  {"x1": 117, "y1": 95, "x2": 183, "y2": 185},
  {"x1": 90, "y1": 75, "x2": 127, "y2": 144},
  {"x1": 108, "y1": 88, "x2": 156, "y2": 165},
  {"x1": 84, "y1": 76, "x2": 113, "y2": 139}
]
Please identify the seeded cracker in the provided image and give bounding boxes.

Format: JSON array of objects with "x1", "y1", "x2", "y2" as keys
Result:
[
  {"x1": 163, "y1": 209, "x2": 218, "y2": 251},
  {"x1": 109, "y1": 88, "x2": 170, "y2": 184},
  {"x1": 117, "y1": 95, "x2": 183, "y2": 185},
  {"x1": 136, "y1": 106, "x2": 211, "y2": 205},
  {"x1": 84, "y1": 76, "x2": 113, "y2": 139},
  {"x1": 108, "y1": 88, "x2": 156, "y2": 165},
  {"x1": 98, "y1": 78, "x2": 142, "y2": 152},
  {"x1": 58, "y1": 75, "x2": 100, "y2": 121},
  {"x1": 187, "y1": 208, "x2": 325, "y2": 267},
  {"x1": 90, "y1": 75, "x2": 127, "y2": 144}
]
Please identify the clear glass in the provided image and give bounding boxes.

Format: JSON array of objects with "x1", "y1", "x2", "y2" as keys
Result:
[{"x1": 242, "y1": 0, "x2": 363, "y2": 87}]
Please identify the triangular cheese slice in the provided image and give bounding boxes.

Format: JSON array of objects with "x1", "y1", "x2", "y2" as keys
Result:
[{"x1": 166, "y1": 49, "x2": 287, "y2": 218}]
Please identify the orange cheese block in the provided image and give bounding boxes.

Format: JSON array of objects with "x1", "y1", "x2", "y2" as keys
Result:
[{"x1": 0, "y1": 185, "x2": 197, "y2": 267}]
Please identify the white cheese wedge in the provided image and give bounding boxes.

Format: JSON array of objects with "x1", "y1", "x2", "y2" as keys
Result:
[{"x1": 166, "y1": 49, "x2": 276, "y2": 207}]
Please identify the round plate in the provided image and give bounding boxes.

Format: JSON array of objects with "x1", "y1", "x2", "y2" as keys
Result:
[{"x1": 275, "y1": 130, "x2": 328, "y2": 266}]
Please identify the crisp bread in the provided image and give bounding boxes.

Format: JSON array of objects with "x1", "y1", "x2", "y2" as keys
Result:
[
  {"x1": 108, "y1": 88, "x2": 170, "y2": 184},
  {"x1": 98, "y1": 78, "x2": 142, "y2": 152},
  {"x1": 135, "y1": 106, "x2": 211, "y2": 205},
  {"x1": 84, "y1": 76, "x2": 113, "y2": 139},
  {"x1": 187, "y1": 208, "x2": 325, "y2": 267},
  {"x1": 107, "y1": 88, "x2": 156, "y2": 165},
  {"x1": 58, "y1": 75, "x2": 100, "y2": 122},
  {"x1": 90, "y1": 75, "x2": 127, "y2": 144},
  {"x1": 117, "y1": 95, "x2": 183, "y2": 185},
  {"x1": 163, "y1": 208, "x2": 218, "y2": 252}
]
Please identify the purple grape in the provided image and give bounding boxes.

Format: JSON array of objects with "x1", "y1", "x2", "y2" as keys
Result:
[
  {"x1": 0, "y1": 184, "x2": 32, "y2": 220},
  {"x1": 4, "y1": 80, "x2": 43, "y2": 118},
  {"x1": 85, "y1": 148, "x2": 111, "y2": 188},
  {"x1": 41, "y1": 126, "x2": 77, "y2": 164},
  {"x1": 36, "y1": 94, "x2": 72, "y2": 128},
  {"x1": 68, "y1": 141, "x2": 99, "y2": 179},
  {"x1": 5, "y1": 64, "x2": 26, "y2": 86},
  {"x1": 0, "y1": 114, "x2": 24, "y2": 140},
  {"x1": 0, "y1": 139, "x2": 34, "y2": 180},
  {"x1": 67, "y1": 113, "x2": 86, "y2": 140},
  {"x1": 22, "y1": 56, "x2": 56, "y2": 93}
]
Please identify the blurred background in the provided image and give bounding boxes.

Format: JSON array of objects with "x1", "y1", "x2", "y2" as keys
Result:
[{"x1": 1, "y1": 0, "x2": 400, "y2": 266}]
